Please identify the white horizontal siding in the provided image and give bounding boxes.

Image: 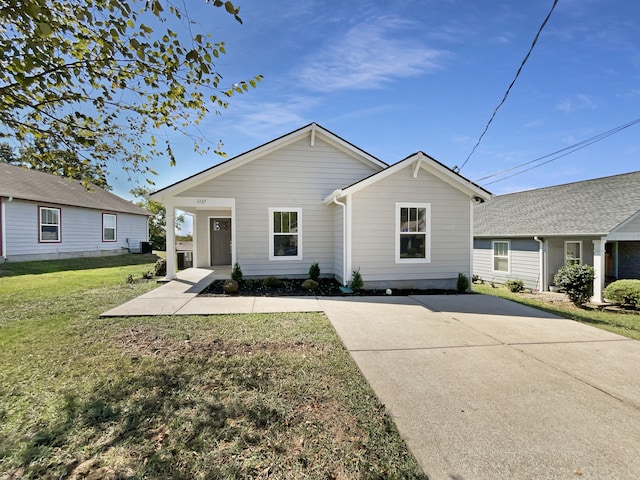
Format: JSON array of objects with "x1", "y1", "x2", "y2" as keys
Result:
[
  {"x1": 350, "y1": 164, "x2": 472, "y2": 288},
  {"x1": 178, "y1": 137, "x2": 378, "y2": 278},
  {"x1": 4, "y1": 199, "x2": 147, "y2": 261}
]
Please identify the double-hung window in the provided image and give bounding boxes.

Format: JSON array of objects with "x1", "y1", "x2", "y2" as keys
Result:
[
  {"x1": 396, "y1": 203, "x2": 430, "y2": 263},
  {"x1": 103, "y1": 213, "x2": 117, "y2": 242},
  {"x1": 565, "y1": 241, "x2": 581, "y2": 265},
  {"x1": 39, "y1": 206, "x2": 61, "y2": 242},
  {"x1": 492, "y1": 240, "x2": 510, "y2": 272},
  {"x1": 269, "y1": 208, "x2": 302, "y2": 260}
]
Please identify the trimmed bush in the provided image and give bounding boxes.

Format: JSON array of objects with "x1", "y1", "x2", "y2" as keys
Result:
[
  {"x1": 604, "y1": 280, "x2": 640, "y2": 308},
  {"x1": 301, "y1": 279, "x2": 319, "y2": 291},
  {"x1": 231, "y1": 262, "x2": 243, "y2": 282},
  {"x1": 350, "y1": 268, "x2": 363, "y2": 293},
  {"x1": 308, "y1": 262, "x2": 321, "y2": 281},
  {"x1": 504, "y1": 279, "x2": 524, "y2": 293},
  {"x1": 457, "y1": 273, "x2": 469, "y2": 293},
  {"x1": 153, "y1": 258, "x2": 166, "y2": 277},
  {"x1": 222, "y1": 279, "x2": 239, "y2": 294},
  {"x1": 263, "y1": 276, "x2": 281, "y2": 288},
  {"x1": 553, "y1": 263, "x2": 595, "y2": 306}
]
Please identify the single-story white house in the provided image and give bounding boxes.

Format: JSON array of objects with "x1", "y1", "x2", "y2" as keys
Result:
[
  {"x1": 473, "y1": 171, "x2": 640, "y2": 302},
  {"x1": 0, "y1": 162, "x2": 150, "y2": 262},
  {"x1": 151, "y1": 123, "x2": 491, "y2": 288}
]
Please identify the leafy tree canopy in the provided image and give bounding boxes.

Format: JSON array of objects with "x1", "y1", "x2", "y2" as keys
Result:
[
  {"x1": 131, "y1": 186, "x2": 184, "y2": 250},
  {"x1": 0, "y1": 0, "x2": 261, "y2": 185},
  {"x1": 0, "y1": 140, "x2": 111, "y2": 189}
]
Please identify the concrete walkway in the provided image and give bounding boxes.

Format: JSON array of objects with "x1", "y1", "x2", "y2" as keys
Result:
[
  {"x1": 102, "y1": 270, "x2": 640, "y2": 479},
  {"x1": 101, "y1": 268, "x2": 323, "y2": 316}
]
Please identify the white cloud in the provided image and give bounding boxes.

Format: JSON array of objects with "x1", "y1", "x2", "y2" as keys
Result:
[
  {"x1": 556, "y1": 94, "x2": 597, "y2": 113},
  {"x1": 297, "y1": 17, "x2": 448, "y2": 92}
]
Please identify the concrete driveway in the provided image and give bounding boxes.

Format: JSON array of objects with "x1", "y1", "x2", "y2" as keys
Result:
[{"x1": 319, "y1": 295, "x2": 640, "y2": 480}]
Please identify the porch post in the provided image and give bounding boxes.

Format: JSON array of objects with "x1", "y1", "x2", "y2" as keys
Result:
[
  {"x1": 165, "y1": 203, "x2": 177, "y2": 280},
  {"x1": 592, "y1": 238, "x2": 606, "y2": 303}
]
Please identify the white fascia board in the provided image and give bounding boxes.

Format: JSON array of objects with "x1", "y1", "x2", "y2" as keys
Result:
[
  {"x1": 151, "y1": 123, "x2": 386, "y2": 203},
  {"x1": 339, "y1": 152, "x2": 491, "y2": 201}
]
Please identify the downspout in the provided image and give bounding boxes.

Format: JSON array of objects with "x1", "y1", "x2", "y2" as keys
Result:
[
  {"x1": 333, "y1": 196, "x2": 348, "y2": 286},
  {"x1": 534, "y1": 236, "x2": 545, "y2": 291},
  {"x1": 1, "y1": 197, "x2": 6, "y2": 262}
]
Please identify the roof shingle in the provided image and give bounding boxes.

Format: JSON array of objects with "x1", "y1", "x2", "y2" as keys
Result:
[
  {"x1": 0, "y1": 163, "x2": 149, "y2": 216},
  {"x1": 474, "y1": 171, "x2": 640, "y2": 236}
]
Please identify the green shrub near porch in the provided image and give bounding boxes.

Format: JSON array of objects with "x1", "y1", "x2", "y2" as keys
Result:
[{"x1": 604, "y1": 280, "x2": 640, "y2": 308}]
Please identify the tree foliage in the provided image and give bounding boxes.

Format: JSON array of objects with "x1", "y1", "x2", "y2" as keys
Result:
[
  {"x1": 0, "y1": 140, "x2": 110, "y2": 189},
  {"x1": 0, "y1": 0, "x2": 261, "y2": 184},
  {"x1": 131, "y1": 186, "x2": 183, "y2": 250}
]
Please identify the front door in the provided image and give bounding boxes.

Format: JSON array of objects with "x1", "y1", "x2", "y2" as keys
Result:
[{"x1": 210, "y1": 218, "x2": 232, "y2": 265}]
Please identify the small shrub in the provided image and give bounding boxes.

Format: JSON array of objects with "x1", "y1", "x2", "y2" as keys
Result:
[
  {"x1": 553, "y1": 263, "x2": 595, "y2": 306},
  {"x1": 301, "y1": 279, "x2": 319, "y2": 291},
  {"x1": 504, "y1": 279, "x2": 524, "y2": 293},
  {"x1": 472, "y1": 274, "x2": 483, "y2": 284},
  {"x1": 308, "y1": 262, "x2": 321, "y2": 282},
  {"x1": 222, "y1": 279, "x2": 239, "y2": 294},
  {"x1": 153, "y1": 258, "x2": 166, "y2": 277},
  {"x1": 604, "y1": 280, "x2": 640, "y2": 308},
  {"x1": 231, "y1": 262, "x2": 243, "y2": 282},
  {"x1": 456, "y1": 273, "x2": 469, "y2": 293},
  {"x1": 263, "y1": 276, "x2": 281, "y2": 288},
  {"x1": 125, "y1": 274, "x2": 135, "y2": 284},
  {"x1": 350, "y1": 268, "x2": 363, "y2": 293}
]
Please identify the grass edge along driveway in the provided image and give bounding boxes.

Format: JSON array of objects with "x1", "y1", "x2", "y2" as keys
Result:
[{"x1": 0, "y1": 255, "x2": 426, "y2": 479}]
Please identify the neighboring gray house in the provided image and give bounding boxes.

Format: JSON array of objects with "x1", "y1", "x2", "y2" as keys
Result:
[
  {"x1": 0, "y1": 163, "x2": 150, "y2": 262},
  {"x1": 473, "y1": 171, "x2": 640, "y2": 302},
  {"x1": 151, "y1": 123, "x2": 491, "y2": 288}
]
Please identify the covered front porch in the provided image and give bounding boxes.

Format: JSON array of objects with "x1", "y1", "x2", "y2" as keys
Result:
[{"x1": 165, "y1": 197, "x2": 236, "y2": 280}]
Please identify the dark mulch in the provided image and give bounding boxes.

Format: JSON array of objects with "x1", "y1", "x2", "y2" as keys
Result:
[{"x1": 199, "y1": 278, "x2": 460, "y2": 297}]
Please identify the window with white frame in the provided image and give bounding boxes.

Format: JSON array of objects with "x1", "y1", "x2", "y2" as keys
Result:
[
  {"x1": 103, "y1": 213, "x2": 117, "y2": 242},
  {"x1": 39, "y1": 206, "x2": 61, "y2": 242},
  {"x1": 565, "y1": 241, "x2": 581, "y2": 265},
  {"x1": 269, "y1": 208, "x2": 302, "y2": 260},
  {"x1": 396, "y1": 203, "x2": 430, "y2": 263},
  {"x1": 492, "y1": 240, "x2": 510, "y2": 272}
]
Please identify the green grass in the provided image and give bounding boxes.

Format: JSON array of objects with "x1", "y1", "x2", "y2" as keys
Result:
[
  {"x1": 473, "y1": 283, "x2": 640, "y2": 340},
  {"x1": 0, "y1": 255, "x2": 425, "y2": 479}
]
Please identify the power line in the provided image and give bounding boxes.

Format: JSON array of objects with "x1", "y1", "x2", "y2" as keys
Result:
[
  {"x1": 478, "y1": 117, "x2": 640, "y2": 186},
  {"x1": 457, "y1": 0, "x2": 559, "y2": 172}
]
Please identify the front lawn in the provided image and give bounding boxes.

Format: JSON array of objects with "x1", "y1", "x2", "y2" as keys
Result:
[
  {"x1": 0, "y1": 255, "x2": 425, "y2": 479},
  {"x1": 473, "y1": 283, "x2": 640, "y2": 341}
]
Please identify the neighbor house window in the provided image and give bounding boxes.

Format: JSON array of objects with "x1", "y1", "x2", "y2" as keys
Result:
[
  {"x1": 396, "y1": 203, "x2": 430, "y2": 263},
  {"x1": 39, "y1": 206, "x2": 61, "y2": 243},
  {"x1": 492, "y1": 240, "x2": 510, "y2": 272},
  {"x1": 103, "y1": 213, "x2": 117, "y2": 242},
  {"x1": 565, "y1": 241, "x2": 581, "y2": 265},
  {"x1": 269, "y1": 208, "x2": 302, "y2": 260}
]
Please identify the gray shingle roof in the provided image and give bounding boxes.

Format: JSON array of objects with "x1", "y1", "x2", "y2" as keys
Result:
[
  {"x1": 0, "y1": 163, "x2": 149, "y2": 216},
  {"x1": 474, "y1": 171, "x2": 640, "y2": 236}
]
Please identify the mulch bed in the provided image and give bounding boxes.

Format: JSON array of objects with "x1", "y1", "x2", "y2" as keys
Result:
[{"x1": 199, "y1": 278, "x2": 459, "y2": 297}]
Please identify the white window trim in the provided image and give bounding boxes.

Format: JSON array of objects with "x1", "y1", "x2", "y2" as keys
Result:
[
  {"x1": 269, "y1": 207, "x2": 302, "y2": 261},
  {"x1": 565, "y1": 240, "x2": 582, "y2": 264},
  {"x1": 492, "y1": 240, "x2": 510, "y2": 273},
  {"x1": 395, "y1": 202, "x2": 431, "y2": 264},
  {"x1": 102, "y1": 213, "x2": 117, "y2": 242},
  {"x1": 39, "y1": 206, "x2": 61, "y2": 243}
]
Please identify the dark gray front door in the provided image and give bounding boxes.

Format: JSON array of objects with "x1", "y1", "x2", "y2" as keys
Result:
[{"x1": 210, "y1": 218, "x2": 232, "y2": 265}]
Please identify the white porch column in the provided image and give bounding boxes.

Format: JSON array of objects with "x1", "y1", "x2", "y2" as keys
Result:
[
  {"x1": 165, "y1": 203, "x2": 177, "y2": 280},
  {"x1": 592, "y1": 238, "x2": 606, "y2": 303}
]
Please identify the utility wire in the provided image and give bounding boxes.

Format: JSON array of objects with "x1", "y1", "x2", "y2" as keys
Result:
[
  {"x1": 457, "y1": 0, "x2": 559, "y2": 172},
  {"x1": 479, "y1": 117, "x2": 640, "y2": 186}
]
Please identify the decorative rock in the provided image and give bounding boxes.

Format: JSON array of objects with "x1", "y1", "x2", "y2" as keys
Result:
[
  {"x1": 301, "y1": 279, "x2": 319, "y2": 291},
  {"x1": 222, "y1": 279, "x2": 239, "y2": 294}
]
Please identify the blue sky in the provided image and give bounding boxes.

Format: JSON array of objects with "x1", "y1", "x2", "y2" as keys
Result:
[{"x1": 113, "y1": 0, "x2": 640, "y2": 200}]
